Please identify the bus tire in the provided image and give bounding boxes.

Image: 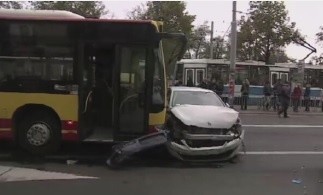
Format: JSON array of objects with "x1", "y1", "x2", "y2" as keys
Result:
[{"x1": 17, "y1": 112, "x2": 61, "y2": 156}]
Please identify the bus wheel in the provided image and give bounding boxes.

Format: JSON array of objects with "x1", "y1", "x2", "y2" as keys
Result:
[{"x1": 17, "y1": 112, "x2": 61, "y2": 156}]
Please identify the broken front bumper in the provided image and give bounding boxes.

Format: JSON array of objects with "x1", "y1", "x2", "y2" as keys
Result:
[{"x1": 167, "y1": 130, "x2": 245, "y2": 161}]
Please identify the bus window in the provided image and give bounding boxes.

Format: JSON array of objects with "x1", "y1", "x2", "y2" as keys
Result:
[
  {"x1": 0, "y1": 21, "x2": 75, "y2": 93},
  {"x1": 151, "y1": 48, "x2": 165, "y2": 112},
  {"x1": 119, "y1": 47, "x2": 147, "y2": 134}
]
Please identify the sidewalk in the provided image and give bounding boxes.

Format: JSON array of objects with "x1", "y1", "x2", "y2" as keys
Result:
[{"x1": 234, "y1": 106, "x2": 323, "y2": 115}]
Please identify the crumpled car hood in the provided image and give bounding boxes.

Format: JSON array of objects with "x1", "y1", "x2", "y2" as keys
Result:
[{"x1": 171, "y1": 105, "x2": 239, "y2": 129}]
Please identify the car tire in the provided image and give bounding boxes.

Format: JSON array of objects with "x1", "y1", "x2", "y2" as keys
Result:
[{"x1": 17, "y1": 112, "x2": 61, "y2": 156}]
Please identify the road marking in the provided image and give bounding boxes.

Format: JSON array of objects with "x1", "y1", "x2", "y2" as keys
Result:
[
  {"x1": 0, "y1": 165, "x2": 98, "y2": 182},
  {"x1": 243, "y1": 125, "x2": 323, "y2": 128},
  {"x1": 239, "y1": 151, "x2": 323, "y2": 155}
]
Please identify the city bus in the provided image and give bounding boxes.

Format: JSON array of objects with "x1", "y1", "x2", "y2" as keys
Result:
[
  {"x1": 175, "y1": 59, "x2": 323, "y2": 87},
  {"x1": 0, "y1": 9, "x2": 186, "y2": 155}
]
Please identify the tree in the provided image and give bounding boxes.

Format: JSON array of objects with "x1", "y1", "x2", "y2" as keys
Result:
[
  {"x1": 188, "y1": 22, "x2": 210, "y2": 59},
  {"x1": 316, "y1": 26, "x2": 323, "y2": 43},
  {"x1": 314, "y1": 26, "x2": 323, "y2": 65},
  {"x1": 30, "y1": 1, "x2": 108, "y2": 18},
  {"x1": 128, "y1": 1, "x2": 195, "y2": 35},
  {"x1": 268, "y1": 48, "x2": 291, "y2": 63},
  {"x1": 128, "y1": 1, "x2": 195, "y2": 77},
  {"x1": 309, "y1": 55, "x2": 323, "y2": 65},
  {"x1": 199, "y1": 36, "x2": 229, "y2": 59},
  {"x1": 237, "y1": 1, "x2": 300, "y2": 64},
  {"x1": 127, "y1": 3, "x2": 147, "y2": 20},
  {"x1": 0, "y1": 1, "x2": 25, "y2": 9}
]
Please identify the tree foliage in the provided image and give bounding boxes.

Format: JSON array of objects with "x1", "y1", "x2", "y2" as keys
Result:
[
  {"x1": 128, "y1": 1, "x2": 195, "y2": 77},
  {"x1": 309, "y1": 55, "x2": 323, "y2": 65},
  {"x1": 237, "y1": 1, "x2": 300, "y2": 64},
  {"x1": 0, "y1": 1, "x2": 25, "y2": 9},
  {"x1": 127, "y1": 3, "x2": 147, "y2": 20},
  {"x1": 198, "y1": 36, "x2": 229, "y2": 59},
  {"x1": 30, "y1": 1, "x2": 108, "y2": 18},
  {"x1": 315, "y1": 27, "x2": 323, "y2": 64},
  {"x1": 316, "y1": 26, "x2": 323, "y2": 44},
  {"x1": 128, "y1": 1, "x2": 195, "y2": 35},
  {"x1": 188, "y1": 22, "x2": 210, "y2": 59}
]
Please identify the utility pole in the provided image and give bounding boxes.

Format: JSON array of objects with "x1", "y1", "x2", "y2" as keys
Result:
[
  {"x1": 210, "y1": 21, "x2": 214, "y2": 59},
  {"x1": 228, "y1": 1, "x2": 237, "y2": 106},
  {"x1": 230, "y1": 1, "x2": 237, "y2": 77}
]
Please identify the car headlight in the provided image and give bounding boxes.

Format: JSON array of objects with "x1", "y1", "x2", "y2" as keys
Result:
[{"x1": 227, "y1": 117, "x2": 242, "y2": 136}]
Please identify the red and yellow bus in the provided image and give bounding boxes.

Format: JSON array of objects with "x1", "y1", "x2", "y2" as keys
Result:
[{"x1": 0, "y1": 9, "x2": 186, "y2": 155}]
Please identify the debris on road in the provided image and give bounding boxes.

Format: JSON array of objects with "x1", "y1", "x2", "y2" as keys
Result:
[
  {"x1": 292, "y1": 165, "x2": 306, "y2": 185},
  {"x1": 66, "y1": 160, "x2": 78, "y2": 165},
  {"x1": 106, "y1": 130, "x2": 169, "y2": 169},
  {"x1": 292, "y1": 179, "x2": 302, "y2": 184}
]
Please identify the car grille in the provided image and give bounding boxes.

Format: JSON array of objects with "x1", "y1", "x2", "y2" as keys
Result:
[
  {"x1": 187, "y1": 127, "x2": 229, "y2": 135},
  {"x1": 186, "y1": 140, "x2": 227, "y2": 148}
]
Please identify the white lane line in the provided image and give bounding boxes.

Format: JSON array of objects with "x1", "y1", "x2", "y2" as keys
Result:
[
  {"x1": 243, "y1": 125, "x2": 323, "y2": 128},
  {"x1": 0, "y1": 165, "x2": 98, "y2": 182},
  {"x1": 239, "y1": 151, "x2": 323, "y2": 155}
]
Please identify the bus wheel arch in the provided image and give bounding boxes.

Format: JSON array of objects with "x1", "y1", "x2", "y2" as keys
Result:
[{"x1": 13, "y1": 104, "x2": 62, "y2": 155}]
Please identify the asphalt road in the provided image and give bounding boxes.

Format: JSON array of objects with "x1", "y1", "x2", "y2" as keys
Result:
[{"x1": 1, "y1": 113, "x2": 323, "y2": 195}]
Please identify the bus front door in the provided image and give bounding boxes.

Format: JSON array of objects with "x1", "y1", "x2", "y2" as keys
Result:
[
  {"x1": 78, "y1": 42, "x2": 96, "y2": 139},
  {"x1": 114, "y1": 46, "x2": 148, "y2": 141}
]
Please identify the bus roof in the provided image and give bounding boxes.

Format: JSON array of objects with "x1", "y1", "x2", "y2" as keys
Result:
[
  {"x1": 0, "y1": 9, "x2": 85, "y2": 19},
  {"x1": 178, "y1": 59, "x2": 267, "y2": 66},
  {"x1": 0, "y1": 9, "x2": 154, "y2": 25}
]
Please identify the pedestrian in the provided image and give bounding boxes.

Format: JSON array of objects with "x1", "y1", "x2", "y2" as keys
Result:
[
  {"x1": 304, "y1": 83, "x2": 311, "y2": 112},
  {"x1": 292, "y1": 83, "x2": 302, "y2": 112},
  {"x1": 175, "y1": 80, "x2": 183, "y2": 86},
  {"x1": 216, "y1": 79, "x2": 224, "y2": 100},
  {"x1": 273, "y1": 79, "x2": 283, "y2": 111},
  {"x1": 240, "y1": 78, "x2": 250, "y2": 110},
  {"x1": 209, "y1": 79, "x2": 217, "y2": 92},
  {"x1": 278, "y1": 81, "x2": 291, "y2": 118},
  {"x1": 187, "y1": 76, "x2": 194, "y2": 87},
  {"x1": 198, "y1": 79, "x2": 209, "y2": 89},
  {"x1": 263, "y1": 81, "x2": 272, "y2": 111}
]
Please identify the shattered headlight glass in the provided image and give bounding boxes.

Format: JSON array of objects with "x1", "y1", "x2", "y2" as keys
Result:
[{"x1": 227, "y1": 117, "x2": 242, "y2": 137}]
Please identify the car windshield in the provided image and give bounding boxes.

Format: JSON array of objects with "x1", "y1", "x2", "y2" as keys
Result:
[{"x1": 171, "y1": 90, "x2": 225, "y2": 107}]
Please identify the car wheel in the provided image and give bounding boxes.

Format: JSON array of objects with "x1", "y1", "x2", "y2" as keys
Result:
[{"x1": 17, "y1": 112, "x2": 61, "y2": 156}]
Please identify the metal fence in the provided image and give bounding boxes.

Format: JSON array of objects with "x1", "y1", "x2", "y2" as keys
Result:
[{"x1": 221, "y1": 85, "x2": 323, "y2": 112}]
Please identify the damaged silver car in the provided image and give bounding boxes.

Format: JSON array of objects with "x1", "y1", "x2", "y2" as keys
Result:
[{"x1": 165, "y1": 86, "x2": 245, "y2": 162}]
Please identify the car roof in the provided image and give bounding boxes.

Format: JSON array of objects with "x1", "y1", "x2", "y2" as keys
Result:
[{"x1": 170, "y1": 86, "x2": 214, "y2": 93}]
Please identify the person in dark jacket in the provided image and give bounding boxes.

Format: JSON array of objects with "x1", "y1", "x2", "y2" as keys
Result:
[
  {"x1": 216, "y1": 79, "x2": 224, "y2": 96},
  {"x1": 263, "y1": 81, "x2": 272, "y2": 111},
  {"x1": 198, "y1": 79, "x2": 209, "y2": 89},
  {"x1": 240, "y1": 78, "x2": 250, "y2": 110},
  {"x1": 273, "y1": 79, "x2": 282, "y2": 111},
  {"x1": 209, "y1": 79, "x2": 217, "y2": 92},
  {"x1": 292, "y1": 83, "x2": 302, "y2": 112},
  {"x1": 278, "y1": 82, "x2": 291, "y2": 118},
  {"x1": 304, "y1": 83, "x2": 311, "y2": 112},
  {"x1": 187, "y1": 76, "x2": 194, "y2": 87}
]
